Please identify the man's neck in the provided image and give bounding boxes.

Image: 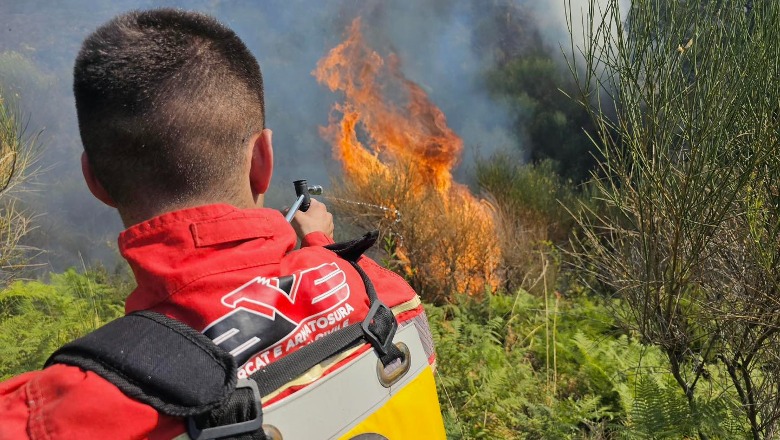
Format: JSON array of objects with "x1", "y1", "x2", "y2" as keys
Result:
[{"x1": 118, "y1": 193, "x2": 264, "y2": 228}]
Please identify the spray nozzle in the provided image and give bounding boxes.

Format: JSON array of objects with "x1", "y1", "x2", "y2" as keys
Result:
[{"x1": 286, "y1": 179, "x2": 323, "y2": 222}]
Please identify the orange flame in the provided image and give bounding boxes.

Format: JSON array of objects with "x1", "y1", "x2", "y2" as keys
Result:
[
  {"x1": 314, "y1": 18, "x2": 501, "y2": 297},
  {"x1": 314, "y1": 18, "x2": 462, "y2": 194}
]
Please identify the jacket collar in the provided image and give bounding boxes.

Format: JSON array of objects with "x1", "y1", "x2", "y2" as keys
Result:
[{"x1": 119, "y1": 204, "x2": 297, "y2": 313}]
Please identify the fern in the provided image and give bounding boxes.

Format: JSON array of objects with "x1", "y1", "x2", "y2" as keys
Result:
[
  {"x1": 623, "y1": 373, "x2": 749, "y2": 439},
  {"x1": 430, "y1": 289, "x2": 643, "y2": 438},
  {"x1": 0, "y1": 268, "x2": 128, "y2": 379}
]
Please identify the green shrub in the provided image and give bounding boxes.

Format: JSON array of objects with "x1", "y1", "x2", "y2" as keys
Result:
[
  {"x1": 475, "y1": 156, "x2": 586, "y2": 294},
  {"x1": 429, "y1": 283, "x2": 752, "y2": 438},
  {"x1": 477, "y1": 156, "x2": 583, "y2": 242},
  {"x1": 621, "y1": 373, "x2": 748, "y2": 440},
  {"x1": 0, "y1": 269, "x2": 128, "y2": 379},
  {"x1": 485, "y1": 55, "x2": 599, "y2": 182}
]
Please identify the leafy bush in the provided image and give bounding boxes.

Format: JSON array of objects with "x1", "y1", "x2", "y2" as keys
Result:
[
  {"x1": 621, "y1": 373, "x2": 747, "y2": 440},
  {"x1": 477, "y1": 156, "x2": 580, "y2": 242},
  {"x1": 429, "y1": 281, "x2": 754, "y2": 439},
  {"x1": 0, "y1": 269, "x2": 128, "y2": 379},
  {"x1": 485, "y1": 55, "x2": 599, "y2": 182},
  {"x1": 475, "y1": 156, "x2": 592, "y2": 298}
]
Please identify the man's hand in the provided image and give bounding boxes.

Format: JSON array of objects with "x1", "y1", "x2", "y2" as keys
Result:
[{"x1": 287, "y1": 198, "x2": 334, "y2": 240}]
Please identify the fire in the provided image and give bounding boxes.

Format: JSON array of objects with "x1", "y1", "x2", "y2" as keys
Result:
[{"x1": 314, "y1": 18, "x2": 501, "y2": 299}]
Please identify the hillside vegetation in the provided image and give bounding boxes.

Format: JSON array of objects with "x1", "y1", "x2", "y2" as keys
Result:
[{"x1": 3, "y1": 0, "x2": 780, "y2": 439}]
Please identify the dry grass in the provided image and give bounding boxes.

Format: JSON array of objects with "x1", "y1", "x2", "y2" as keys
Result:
[
  {"x1": 476, "y1": 157, "x2": 582, "y2": 294},
  {"x1": 485, "y1": 192, "x2": 554, "y2": 294},
  {"x1": 330, "y1": 155, "x2": 581, "y2": 302},
  {"x1": 331, "y1": 160, "x2": 502, "y2": 304}
]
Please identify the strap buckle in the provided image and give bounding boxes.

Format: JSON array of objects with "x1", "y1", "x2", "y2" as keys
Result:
[
  {"x1": 187, "y1": 378, "x2": 263, "y2": 440},
  {"x1": 360, "y1": 300, "x2": 398, "y2": 357}
]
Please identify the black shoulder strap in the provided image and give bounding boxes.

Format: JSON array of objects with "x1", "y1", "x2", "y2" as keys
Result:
[
  {"x1": 45, "y1": 231, "x2": 404, "y2": 440},
  {"x1": 45, "y1": 310, "x2": 237, "y2": 417}
]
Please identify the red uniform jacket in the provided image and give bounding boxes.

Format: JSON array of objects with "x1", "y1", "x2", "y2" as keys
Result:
[{"x1": 0, "y1": 205, "x2": 432, "y2": 439}]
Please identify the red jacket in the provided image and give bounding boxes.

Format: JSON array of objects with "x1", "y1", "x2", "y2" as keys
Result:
[{"x1": 0, "y1": 204, "x2": 432, "y2": 439}]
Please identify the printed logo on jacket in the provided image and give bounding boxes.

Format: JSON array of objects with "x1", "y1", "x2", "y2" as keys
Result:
[{"x1": 203, "y1": 262, "x2": 355, "y2": 378}]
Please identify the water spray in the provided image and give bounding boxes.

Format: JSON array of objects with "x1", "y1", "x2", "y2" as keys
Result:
[
  {"x1": 284, "y1": 180, "x2": 403, "y2": 240},
  {"x1": 324, "y1": 196, "x2": 402, "y2": 226},
  {"x1": 285, "y1": 179, "x2": 324, "y2": 222}
]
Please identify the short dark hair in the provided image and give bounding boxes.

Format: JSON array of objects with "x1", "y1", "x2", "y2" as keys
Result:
[{"x1": 74, "y1": 9, "x2": 265, "y2": 207}]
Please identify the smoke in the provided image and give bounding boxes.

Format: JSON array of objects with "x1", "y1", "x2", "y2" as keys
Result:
[
  {"x1": 534, "y1": 0, "x2": 632, "y2": 69},
  {"x1": 0, "y1": 0, "x2": 592, "y2": 273}
]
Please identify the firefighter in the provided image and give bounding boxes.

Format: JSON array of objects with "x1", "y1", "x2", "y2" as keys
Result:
[{"x1": 0, "y1": 9, "x2": 443, "y2": 439}]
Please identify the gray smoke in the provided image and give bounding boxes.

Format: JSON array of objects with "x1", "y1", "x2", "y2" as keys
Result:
[{"x1": 0, "y1": 0, "x2": 584, "y2": 273}]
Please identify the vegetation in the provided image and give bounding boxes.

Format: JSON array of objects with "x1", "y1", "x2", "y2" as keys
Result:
[
  {"x1": 486, "y1": 57, "x2": 599, "y2": 182},
  {"x1": 476, "y1": 156, "x2": 584, "y2": 294},
  {"x1": 473, "y1": 1, "x2": 600, "y2": 182},
  {"x1": 0, "y1": 92, "x2": 37, "y2": 287},
  {"x1": 331, "y1": 163, "x2": 502, "y2": 304},
  {"x1": 0, "y1": 269, "x2": 127, "y2": 380},
  {"x1": 566, "y1": 0, "x2": 780, "y2": 438},
  {"x1": 432, "y1": 287, "x2": 752, "y2": 439},
  {"x1": 432, "y1": 285, "x2": 624, "y2": 439}
]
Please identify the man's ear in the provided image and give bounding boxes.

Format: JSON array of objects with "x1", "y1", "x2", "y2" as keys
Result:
[
  {"x1": 81, "y1": 152, "x2": 117, "y2": 208},
  {"x1": 249, "y1": 128, "x2": 274, "y2": 196}
]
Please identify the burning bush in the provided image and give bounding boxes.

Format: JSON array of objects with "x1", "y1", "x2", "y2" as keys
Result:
[
  {"x1": 315, "y1": 19, "x2": 502, "y2": 302},
  {"x1": 330, "y1": 164, "x2": 501, "y2": 303}
]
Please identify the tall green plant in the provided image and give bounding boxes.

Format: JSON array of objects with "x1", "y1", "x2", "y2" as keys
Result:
[{"x1": 567, "y1": 1, "x2": 780, "y2": 438}]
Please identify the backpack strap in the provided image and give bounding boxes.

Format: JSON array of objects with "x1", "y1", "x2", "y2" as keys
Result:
[
  {"x1": 44, "y1": 310, "x2": 237, "y2": 418},
  {"x1": 324, "y1": 230, "x2": 403, "y2": 366},
  {"x1": 45, "y1": 231, "x2": 405, "y2": 440}
]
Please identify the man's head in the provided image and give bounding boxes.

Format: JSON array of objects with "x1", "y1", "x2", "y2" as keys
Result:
[{"x1": 75, "y1": 9, "x2": 273, "y2": 224}]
